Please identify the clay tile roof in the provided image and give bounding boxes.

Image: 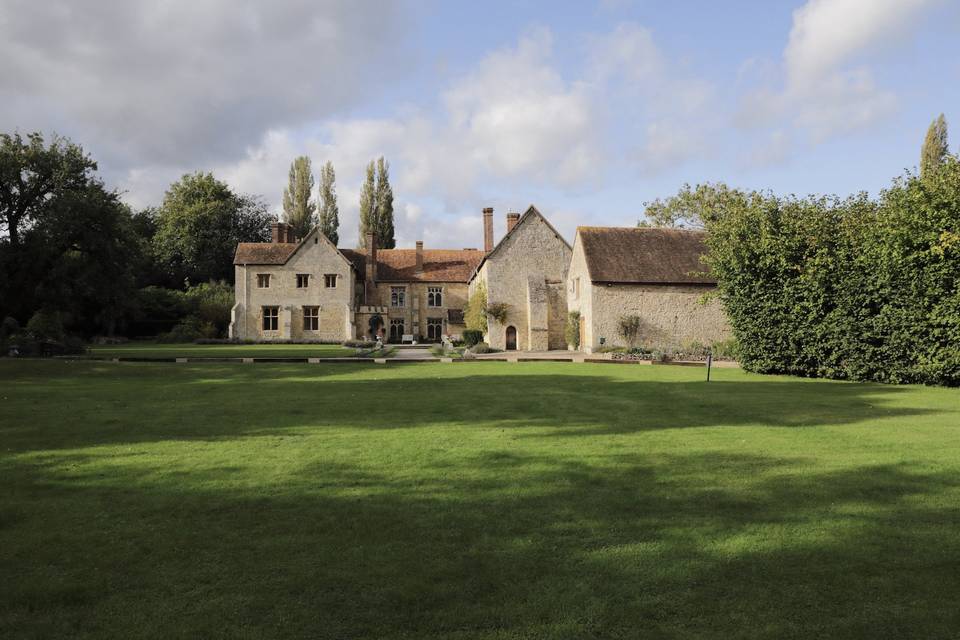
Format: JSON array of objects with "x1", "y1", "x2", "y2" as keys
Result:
[
  {"x1": 234, "y1": 242, "x2": 298, "y2": 265},
  {"x1": 577, "y1": 226, "x2": 716, "y2": 284},
  {"x1": 339, "y1": 249, "x2": 484, "y2": 283}
]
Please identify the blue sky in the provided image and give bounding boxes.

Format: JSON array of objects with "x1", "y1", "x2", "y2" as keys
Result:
[{"x1": 2, "y1": 0, "x2": 958, "y2": 248}]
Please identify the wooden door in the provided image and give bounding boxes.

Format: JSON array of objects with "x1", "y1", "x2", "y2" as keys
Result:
[{"x1": 505, "y1": 326, "x2": 517, "y2": 351}]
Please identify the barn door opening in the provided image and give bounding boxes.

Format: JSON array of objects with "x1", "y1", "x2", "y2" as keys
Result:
[{"x1": 505, "y1": 325, "x2": 517, "y2": 351}]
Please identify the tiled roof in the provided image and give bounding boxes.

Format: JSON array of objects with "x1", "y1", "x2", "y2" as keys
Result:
[
  {"x1": 340, "y1": 249, "x2": 484, "y2": 283},
  {"x1": 577, "y1": 226, "x2": 716, "y2": 284},
  {"x1": 234, "y1": 242, "x2": 299, "y2": 265}
]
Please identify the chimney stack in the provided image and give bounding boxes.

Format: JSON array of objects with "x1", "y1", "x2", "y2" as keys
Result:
[
  {"x1": 415, "y1": 240, "x2": 424, "y2": 272},
  {"x1": 271, "y1": 222, "x2": 295, "y2": 243},
  {"x1": 506, "y1": 212, "x2": 520, "y2": 234},
  {"x1": 483, "y1": 207, "x2": 494, "y2": 253}
]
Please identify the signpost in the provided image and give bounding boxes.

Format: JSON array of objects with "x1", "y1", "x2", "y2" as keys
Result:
[{"x1": 706, "y1": 352, "x2": 713, "y2": 382}]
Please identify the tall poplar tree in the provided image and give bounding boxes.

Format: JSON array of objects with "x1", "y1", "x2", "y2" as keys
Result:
[
  {"x1": 921, "y1": 114, "x2": 949, "y2": 179},
  {"x1": 282, "y1": 156, "x2": 315, "y2": 239},
  {"x1": 317, "y1": 161, "x2": 339, "y2": 245},
  {"x1": 374, "y1": 156, "x2": 395, "y2": 249},
  {"x1": 358, "y1": 160, "x2": 376, "y2": 249}
]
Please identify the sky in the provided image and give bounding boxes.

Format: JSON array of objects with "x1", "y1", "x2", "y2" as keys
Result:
[{"x1": 2, "y1": 0, "x2": 958, "y2": 249}]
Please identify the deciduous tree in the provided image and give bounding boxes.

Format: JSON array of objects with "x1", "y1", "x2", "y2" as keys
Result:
[
  {"x1": 282, "y1": 156, "x2": 316, "y2": 239},
  {"x1": 318, "y1": 161, "x2": 339, "y2": 245}
]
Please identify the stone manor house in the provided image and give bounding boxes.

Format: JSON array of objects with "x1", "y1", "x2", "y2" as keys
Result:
[{"x1": 229, "y1": 205, "x2": 730, "y2": 352}]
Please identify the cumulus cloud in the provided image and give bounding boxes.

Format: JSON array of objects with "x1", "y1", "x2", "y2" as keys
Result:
[
  {"x1": 737, "y1": 0, "x2": 936, "y2": 155},
  {"x1": 0, "y1": 0, "x2": 407, "y2": 172}
]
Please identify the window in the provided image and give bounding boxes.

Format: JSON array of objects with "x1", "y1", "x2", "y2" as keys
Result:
[
  {"x1": 389, "y1": 318, "x2": 405, "y2": 342},
  {"x1": 262, "y1": 306, "x2": 279, "y2": 331},
  {"x1": 427, "y1": 287, "x2": 442, "y2": 307},
  {"x1": 296, "y1": 274, "x2": 310, "y2": 288},
  {"x1": 324, "y1": 274, "x2": 337, "y2": 288},
  {"x1": 257, "y1": 274, "x2": 271, "y2": 288},
  {"x1": 303, "y1": 306, "x2": 319, "y2": 331},
  {"x1": 391, "y1": 286, "x2": 406, "y2": 307},
  {"x1": 573, "y1": 277, "x2": 580, "y2": 299},
  {"x1": 426, "y1": 317, "x2": 443, "y2": 341}
]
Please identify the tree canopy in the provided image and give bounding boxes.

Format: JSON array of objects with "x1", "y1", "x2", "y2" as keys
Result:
[
  {"x1": 282, "y1": 156, "x2": 316, "y2": 239},
  {"x1": 318, "y1": 161, "x2": 339, "y2": 246},
  {"x1": 153, "y1": 172, "x2": 270, "y2": 284}
]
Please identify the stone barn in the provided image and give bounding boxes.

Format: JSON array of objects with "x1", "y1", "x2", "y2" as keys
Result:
[
  {"x1": 469, "y1": 206, "x2": 572, "y2": 351},
  {"x1": 566, "y1": 226, "x2": 730, "y2": 353}
]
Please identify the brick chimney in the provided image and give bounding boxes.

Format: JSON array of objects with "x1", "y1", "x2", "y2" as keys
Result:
[
  {"x1": 271, "y1": 221, "x2": 295, "y2": 243},
  {"x1": 415, "y1": 240, "x2": 424, "y2": 272},
  {"x1": 483, "y1": 207, "x2": 494, "y2": 253},
  {"x1": 506, "y1": 212, "x2": 520, "y2": 234}
]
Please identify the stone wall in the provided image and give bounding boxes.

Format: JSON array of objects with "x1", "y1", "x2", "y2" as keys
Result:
[
  {"x1": 364, "y1": 281, "x2": 468, "y2": 341},
  {"x1": 587, "y1": 283, "x2": 730, "y2": 352},
  {"x1": 482, "y1": 213, "x2": 571, "y2": 350},
  {"x1": 231, "y1": 232, "x2": 355, "y2": 341},
  {"x1": 565, "y1": 238, "x2": 595, "y2": 349}
]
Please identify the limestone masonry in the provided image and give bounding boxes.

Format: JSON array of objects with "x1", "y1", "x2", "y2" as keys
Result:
[{"x1": 230, "y1": 206, "x2": 730, "y2": 351}]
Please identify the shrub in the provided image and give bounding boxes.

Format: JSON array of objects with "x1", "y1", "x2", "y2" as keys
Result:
[
  {"x1": 462, "y1": 329, "x2": 484, "y2": 347},
  {"x1": 157, "y1": 316, "x2": 216, "y2": 343},
  {"x1": 710, "y1": 338, "x2": 739, "y2": 360},
  {"x1": 343, "y1": 340, "x2": 375, "y2": 349},
  {"x1": 617, "y1": 315, "x2": 643, "y2": 348},
  {"x1": 465, "y1": 281, "x2": 488, "y2": 332},
  {"x1": 565, "y1": 311, "x2": 580, "y2": 349},
  {"x1": 485, "y1": 302, "x2": 509, "y2": 324},
  {"x1": 26, "y1": 310, "x2": 65, "y2": 342},
  {"x1": 471, "y1": 342, "x2": 500, "y2": 354},
  {"x1": 183, "y1": 281, "x2": 233, "y2": 337}
]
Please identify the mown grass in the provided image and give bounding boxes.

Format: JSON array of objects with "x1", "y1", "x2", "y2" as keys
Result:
[
  {"x1": 87, "y1": 342, "x2": 356, "y2": 359},
  {"x1": 1, "y1": 360, "x2": 959, "y2": 639}
]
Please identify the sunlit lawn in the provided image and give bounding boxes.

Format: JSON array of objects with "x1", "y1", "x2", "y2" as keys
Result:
[
  {"x1": 1, "y1": 360, "x2": 959, "y2": 639},
  {"x1": 87, "y1": 342, "x2": 356, "y2": 359}
]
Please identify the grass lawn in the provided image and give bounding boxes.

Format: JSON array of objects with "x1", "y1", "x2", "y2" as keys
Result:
[
  {"x1": 1, "y1": 360, "x2": 959, "y2": 639},
  {"x1": 86, "y1": 342, "x2": 357, "y2": 359}
]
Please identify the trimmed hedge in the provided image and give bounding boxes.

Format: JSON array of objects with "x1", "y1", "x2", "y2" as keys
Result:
[{"x1": 702, "y1": 157, "x2": 960, "y2": 386}]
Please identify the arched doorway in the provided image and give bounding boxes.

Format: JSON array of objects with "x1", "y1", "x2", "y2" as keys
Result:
[{"x1": 505, "y1": 325, "x2": 517, "y2": 351}]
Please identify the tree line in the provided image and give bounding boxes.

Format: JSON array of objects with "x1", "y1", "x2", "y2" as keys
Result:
[
  {"x1": 643, "y1": 114, "x2": 960, "y2": 386},
  {"x1": 0, "y1": 130, "x2": 396, "y2": 348}
]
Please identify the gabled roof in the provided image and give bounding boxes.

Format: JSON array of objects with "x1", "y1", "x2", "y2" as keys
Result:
[
  {"x1": 340, "y1": 248, "x2": 484, "y2": 283},
  {"x1": 576, "y1": 226, "x2": 716, "y2": 285},
  {"x1": 233, "y1": 227, "x2": 356, "y2": 270},
  {"x1": 469, "y1": 205, "x2": 571, "y2": 282}
]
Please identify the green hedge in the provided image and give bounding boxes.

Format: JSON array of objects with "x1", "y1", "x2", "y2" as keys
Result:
[{"x1": 703, "y1": 157, "x2": 960, "y2": 386}]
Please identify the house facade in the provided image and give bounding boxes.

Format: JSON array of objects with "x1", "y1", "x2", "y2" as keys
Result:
[
  {"x1": 230, "y1": 223, "x2": 482, "y2": 342},
  {"x1": 230, "y1": 209, "x2": 731, "y2": 351},
  {"x1": 468, "y1": 206, "x2": 572, "y2": 351},
  {"x1": 566, "y1": 226, "x2": 730, "y2": 353}
]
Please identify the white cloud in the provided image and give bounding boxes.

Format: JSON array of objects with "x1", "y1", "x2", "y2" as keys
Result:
[
  {"x1": 737, "y1": 0, "x2": 937, "y2": 152},
  {"x1": 0, "y1": 0, "x2": 408, "y2": 174}
]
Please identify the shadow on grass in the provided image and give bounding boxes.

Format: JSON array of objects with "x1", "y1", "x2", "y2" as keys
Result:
[
  {"x1": 2, "y1": 451, "x2": 959, "y2": 638},
  {"x1": 0, "y1": 362, "x2": 939, "y2": 454}
]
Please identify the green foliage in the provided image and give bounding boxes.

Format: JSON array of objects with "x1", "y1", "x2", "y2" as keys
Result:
[
  {"x1": 617, "y1": 315, "x2": 643, "y2": 347},
  {"x1": 153, "y1": 172, "x2": 270, "y2": 284},
  {"x1": 0, "y1": 132, "x2": 97, "y2": 246},
  {"x1": 642, "y1": 182, "x2": 747, "y2": 229},
  {"x1": 702, "y1": 156, "x2": 960, "y2": 385},
  {"x1": 921, "y1": 114, "x2": 949, "y2": 179},
  {"x1": 358, "y1": 161, "x2": 376, "y2": 248},
  {"x1": 26, "y1": 309, "x2": 65, "y2": 341},
  {"x1": 282, "y1": 156, "x2": 316, "y2": 239},
  {"x1": 485, "y1": 302, "x2": 509, "y2": 324},
  {"x1": 465, "y1": 281, "x2": 488, "y2": 332},
  {"x1": 462, "y1": 329, "x2": 484, "y2": 347},
  {"x1": 565, "y1": 311, "x2": 580, "y2": 349},
  {"x1": 470, "y1": 341, "x2": 498, "y2": 354},
  {"x1": 374, "y1": 157, "x2": 395, "y2": 249},
  {"x1": 183, "y1": 281, "x2": 234, "y2": 337},
  {"x1": 318, "y1": 161, "x2": 339, "y2": 246}
]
